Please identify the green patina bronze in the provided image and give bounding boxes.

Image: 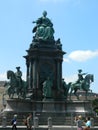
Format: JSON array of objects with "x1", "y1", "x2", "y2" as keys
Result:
[
  {"x1": 42, "y1": 77, "x2": 53, "y2": 98},
  {"x1": 15, "y1": 66, "x2": 22, "y2": 89},
  {"x1": 61, "y1": 79, "x2": 71, "y2": 99},
  {"x1": 76, "y1": 69, "x2": 87, "y2": 87},
  {"x1": 56, "y1": 79, "x2": 71, "y2": 100},
  {"x1": 69, "y1": 73, "x2": 94, "y2": 100},
  {"x1": 4, "y1": 81, "x2": 15, "y2": 99},
  {"x1": 4, "y1": 70, "x2": 27, "y2": 99},
  {"x1": 32, "y1": 11, "x2": 54, "y2": 41}
]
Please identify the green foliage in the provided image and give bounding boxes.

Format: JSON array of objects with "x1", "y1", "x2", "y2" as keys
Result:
[
  {"x1": 92, "y1": 98, "x2": 98, "y2": 107},
  {"x1": 92, "y1": 98, "x2": 98, "y2": 113}
]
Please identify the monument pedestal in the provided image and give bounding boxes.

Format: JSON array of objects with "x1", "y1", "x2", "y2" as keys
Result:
[
  {"x1": 4, "y1": 99, "x2": 66, "y2": 112},
  {"x1": 66, "y1": 100, "x2": 93, "y2": 116},
  {"x1": 3, "y1": 99, "x2": 32, "y2": 112},
  {"x1": 2, "y1": 99, "x2": 94, "y2": 126},
  {"x1": 4, "y1": 99, "x2": 93, "y2": 114},
  {"x1": 42, "y1": 98, "x2": 55, "y2": 112}
]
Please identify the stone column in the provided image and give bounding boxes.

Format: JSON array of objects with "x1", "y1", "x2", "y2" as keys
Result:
[
  {"x1": 57, "y1": 61, "x2": 60, "y2": 90},
  {"x1": 33, "y1": 60, "x2": 37, "y2": 89}
]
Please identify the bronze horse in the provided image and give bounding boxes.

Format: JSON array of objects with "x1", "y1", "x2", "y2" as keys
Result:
[
  {"x1": 69, "y1": 74, "x2": 94, "y2": 100},
  {"x1": 5, "y1": 70, "x2": 27, "y2": 99}
]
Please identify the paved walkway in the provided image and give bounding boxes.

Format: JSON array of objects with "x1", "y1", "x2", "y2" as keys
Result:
[{"x1": 0, "y1": 125, "x2": 97, "y2": 130}]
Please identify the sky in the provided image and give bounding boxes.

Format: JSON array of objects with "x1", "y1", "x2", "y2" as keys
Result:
[{"x1": 0, "y1": 0, "x2": 98, "y2": 93}]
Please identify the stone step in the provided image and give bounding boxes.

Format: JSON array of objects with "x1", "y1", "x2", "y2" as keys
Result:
[{"x1": 0, "y1": 111, "x2": 98, "y2": 126}]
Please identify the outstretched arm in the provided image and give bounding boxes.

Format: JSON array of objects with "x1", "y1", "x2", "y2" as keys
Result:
[
  {"x1": 82, "y1": 73, "x2": 87, "y2": 75},
  {"x1": 32, "y1": 21, "x2": 36, "y2": 23}
]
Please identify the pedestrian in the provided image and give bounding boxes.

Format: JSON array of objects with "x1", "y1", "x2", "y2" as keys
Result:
[
  {"x1": 26, "y1": 113, "x2": 32, "y2": 130},
  {"x1": 75, "y1": 115, "x2": 83, "y2": 130},
  {"x1": 84, "y1": 117, "x2": 91, "y2": 130},
  {"x1": 11, "y1": 114, "x2": 17, "y2": 130}
]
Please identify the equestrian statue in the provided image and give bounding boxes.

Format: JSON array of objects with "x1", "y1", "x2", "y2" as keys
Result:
[
  {"x1": 69, "y1": 69, "x2": 94, "y2": 100},
  {"x1": 4, "y1": 68, "x2": 27, "y2": 99}
]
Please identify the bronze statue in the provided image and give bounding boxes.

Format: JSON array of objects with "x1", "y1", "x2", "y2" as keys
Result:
[
  {"x1": 55, "y1": 38, "x2": 62, "y2": 50},
  {"x1": 77, "y1": 69, "x2": 87, "y2": 84},
  {"x1": 6, "y1": 70, "x2": 27, "y2": 99},
  {"x1": 32, "y1": 11, "x2": 54, "y2": 41},
  {"x1": 58, "y1": 79, "x2": 71, "y2": 100},
  {"x1": 4, "y1": 81, "x2": 15, "y2": 98},
  {"x1": 42, "y1": 77, "x2": 53, "y2": 98},
  {"x1": 69, "y1": 73, "x2": 94, "y2": 100},
  {"x1": 15, "y1": 67, "x2": 22, "y2": 89}
]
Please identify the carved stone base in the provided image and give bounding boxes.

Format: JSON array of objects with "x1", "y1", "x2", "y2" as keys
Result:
[
  {"x1": 3, "y1": 99, "x2": 32, "y2": 112},
  {"x1": 3, "y1": 99, "x2": 93, "y2": 115},
  {"x1": 42, "y1": 98, "x2": 55, "y2": 112},
  {"x1": 66, "y1": 100, "x2": 93, "y2": 116}
]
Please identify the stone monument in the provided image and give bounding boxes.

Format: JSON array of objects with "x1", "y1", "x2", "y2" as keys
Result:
[
  {"x1": 1, "y1": 11, "x2": 95, "y2": 126},
  {"x1": 23, "y1": 10, "x2": 67, "y2": 112}
]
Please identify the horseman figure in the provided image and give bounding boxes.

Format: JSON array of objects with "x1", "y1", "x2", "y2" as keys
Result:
[
  {"x1": 69, "y1": 69, "x2": 94, "y2": 100},
  {"x1": 5, "y1": 69, "x2": 27, "y2": 99},
  {"x1": 76, "y1": 69, "x2": 87, "y2": 90},
  {"x1": 15, "y1": 66, "x2": 22, "y2": 89}
]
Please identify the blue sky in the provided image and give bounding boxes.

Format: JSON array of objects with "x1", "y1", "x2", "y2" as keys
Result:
[{"x1": 0, "y1": 0, "x2": 98, "y2": 93}]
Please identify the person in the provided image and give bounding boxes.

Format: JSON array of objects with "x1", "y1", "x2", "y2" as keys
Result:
[
  {"x1": 77, "y1": 69, "x2": 87, "y2": 83},
  {"x1": 76, "y1": 69, "x2": 87, "y2": 90},
  {"x1": 23, "y1": 115, "x2": 27, "y2": 126},
  {"x1": 43, "y1": 77, "x2": 53, "y2": 98},
  {"x1": 26, "y1": 113, "x2": 33, "y2": 130},
  {"x1": 55, "y1": 38, "x2": 62, "y2": 50},
  {"x1": 11, "y1": 114, "x2": 17, "y2": 130},
  {"x1": 15, "y1": 66, "x2": 22, "y2": 88},
  {"x1": 32, "y1": 10, "x2": 54, "y2": 41},
  {"x1": 84, "y1": 117, "x2": 91, "y2": 130},
  {"x1": 61, "y1": 78, "x2": 67, "y2": 98},
  {"x1": 75, "y1": 115, "x2": 83, "y2": 130}
]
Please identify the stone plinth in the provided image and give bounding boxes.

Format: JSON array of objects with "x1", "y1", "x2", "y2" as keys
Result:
[
  {"x1": 3, "y1": 99, "x2": 32, "y2": 112},
  {"x1": 4, "y1": 99, "x2": 66, "y2": 112},
  {"x1": 42, "y1": 98, "x2": 55, "y2": 112},
  {"x1": 66, "y1": 100, "x2": 93, "y2": 115},
  {"x1": 3, "y1": 99, "x2": 93, "y2": 114}
]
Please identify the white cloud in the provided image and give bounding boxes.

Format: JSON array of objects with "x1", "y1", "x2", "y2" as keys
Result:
[
  {"x1": 63, "y1": 58, "x2": 70, "y2": 63},
  {"x1": 68, "y1": 50, "x2": 98, "y2": 62}
]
